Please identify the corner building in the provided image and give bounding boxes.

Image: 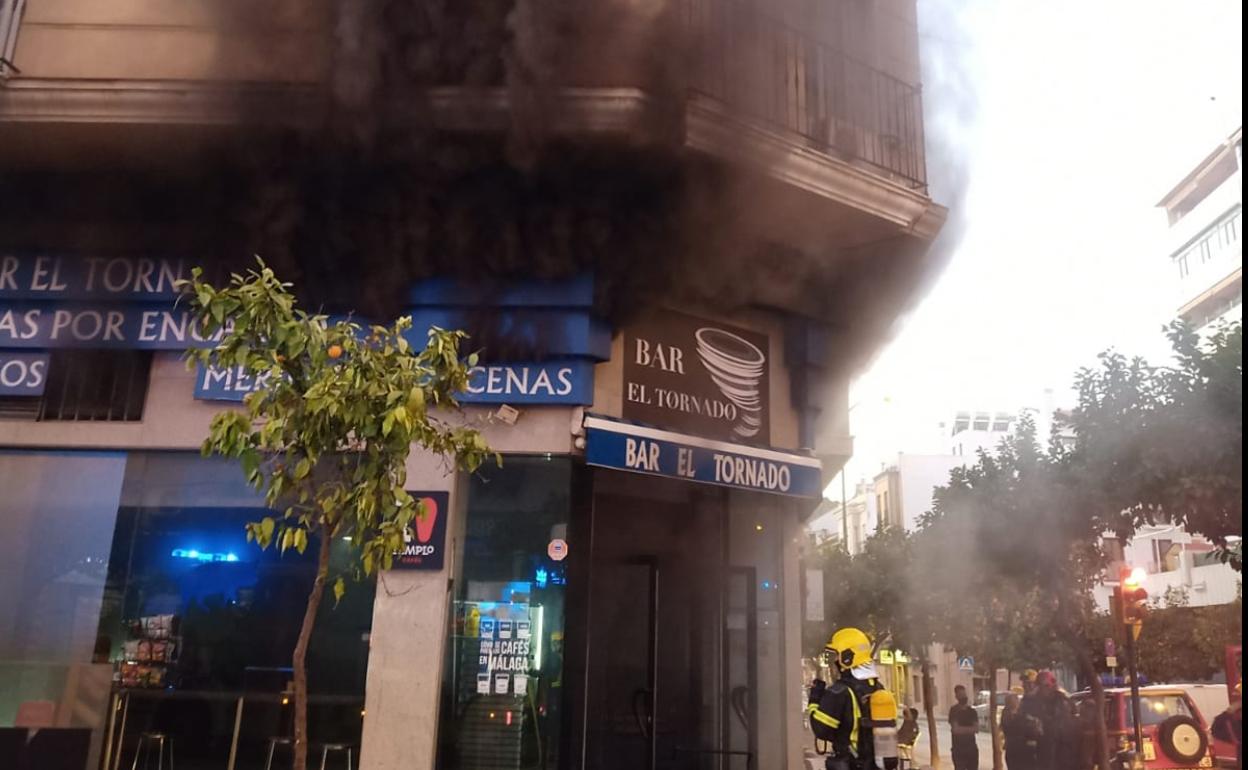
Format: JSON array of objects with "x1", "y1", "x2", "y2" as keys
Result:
[{"x1": 0, "y1": 1, "x2": 946, "y2": 768}]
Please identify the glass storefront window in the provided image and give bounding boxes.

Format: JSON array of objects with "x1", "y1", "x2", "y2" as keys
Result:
[
  {"x1": 0, "y1": 450, "x2": 374, "y2": 770},
  {"x1": 436, "y1": 457, "x2": 573, "y2": 770}
]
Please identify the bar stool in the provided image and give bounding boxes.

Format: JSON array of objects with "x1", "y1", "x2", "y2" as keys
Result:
[
  {"x1": 129, "y1": 731, "x2": 173, "y2": 770},
  {"x1": 264, "y1": 736, "x2": 293, "y2": 770},
  {"x1": 316, "y1": 742, "x2": 354, "y2": 770}
]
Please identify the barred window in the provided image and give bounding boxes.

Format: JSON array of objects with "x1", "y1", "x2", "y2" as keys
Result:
[{"x1": 0, "y1": 349, "x2": 151, "y2": 421}]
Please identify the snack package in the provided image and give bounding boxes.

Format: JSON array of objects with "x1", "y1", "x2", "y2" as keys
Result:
[
  {"x1": 119, "y1": 662, "x2": 141, "y2": 688},
  {"x1": 123, "y1": 640, "x2": 141, "y2": 661}
]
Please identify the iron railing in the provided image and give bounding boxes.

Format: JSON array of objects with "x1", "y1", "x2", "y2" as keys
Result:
[{"x1": 681, "y1": 0, "x2": 927, "y2": 190}]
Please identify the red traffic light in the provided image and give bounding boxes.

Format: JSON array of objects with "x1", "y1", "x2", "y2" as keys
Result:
[{"x1": 1117, "y1": 566, "x2": 1149, "y2": 625}]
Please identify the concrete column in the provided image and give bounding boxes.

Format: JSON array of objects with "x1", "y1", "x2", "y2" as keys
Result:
[
  {"x1": 782, "y1": 504, "x2": 805, "y2": 770},
  {"x1": 359, "y1": 452, "x2": 463, "y2": 770}
]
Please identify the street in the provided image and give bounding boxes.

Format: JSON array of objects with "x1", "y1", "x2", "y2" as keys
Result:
[{"x1": 803, "y1": 720, "x2": 996, "y2": 770}]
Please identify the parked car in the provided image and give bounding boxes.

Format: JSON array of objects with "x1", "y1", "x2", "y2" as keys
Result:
[
  {"x1": 1073, "y1": 686, "x2": 1216, "y2": 769},
  {"x1": 974, "y1": 691, "x2": 1009, "y2": 731},
  {"x1": 1167, "y1": 684, "x2": 1237, "y2": 769}
]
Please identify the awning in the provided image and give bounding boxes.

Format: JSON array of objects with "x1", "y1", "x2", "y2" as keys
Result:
[{"x1": 583, "y1": 415, "x2": 823, "y2": 498}]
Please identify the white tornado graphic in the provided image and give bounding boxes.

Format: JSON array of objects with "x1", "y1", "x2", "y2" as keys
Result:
[{"x1": 695, "y1": 327, "x2": 766, "y2": 439}]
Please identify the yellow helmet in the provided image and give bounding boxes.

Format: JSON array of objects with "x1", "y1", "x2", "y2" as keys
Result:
[{"x1": 826, "y1": 627, "x2": 873, "y2": 670}]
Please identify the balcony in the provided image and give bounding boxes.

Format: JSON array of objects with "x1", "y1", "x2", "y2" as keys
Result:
[
  {"x1": 1, "y1": 0, "x2": 935, "y2": 232},
  {"x1": 681, "y1": 0, "x2": 926, "y2": 191}
]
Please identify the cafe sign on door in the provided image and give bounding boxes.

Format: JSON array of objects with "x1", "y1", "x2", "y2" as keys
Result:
[{"x1": 623, "y1": 310, "x2": 770, "y2": 446}]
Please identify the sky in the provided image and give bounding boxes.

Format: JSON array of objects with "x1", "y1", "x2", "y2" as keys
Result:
[{"x1": 833, "y1": 0, "x2": 1244, "y2": 493}]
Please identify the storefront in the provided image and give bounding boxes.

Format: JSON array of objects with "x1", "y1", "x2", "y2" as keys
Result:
[{"x1": 1, "y1": 257, "x2": 839, "y2": 770}]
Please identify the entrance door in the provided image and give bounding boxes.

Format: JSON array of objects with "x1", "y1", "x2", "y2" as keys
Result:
[{"x1": 582, "y1": 485, "x2": 758, "y2": 770}]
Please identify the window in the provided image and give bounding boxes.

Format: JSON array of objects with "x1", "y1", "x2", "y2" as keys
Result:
[
  {"x1": 972, "y1": 413, "x2": 990, "y2": 431},
  {"x1": 1155, "y1": 539, "x2": 1179, "y2": 572},
  {"x1": 1176, "y1": 254, "x2": 1190, "y2": 278},
  {"x1": 0, "y1": 350, "x2": 151, "y2": 421},
  {"x1": 0, "y1": 451, "x2": 372, "y2": 764},
  {"x1": 1128, "y1": 695, "x2": 1193, "y2": 728},
  {"x1": 437, "y1": 457, "x2": 573, "y2": 770}
]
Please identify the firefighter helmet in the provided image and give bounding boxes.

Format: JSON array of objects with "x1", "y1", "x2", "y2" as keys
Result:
[{"x1": 826, "y1": 627, "x2": 873, "y2": 670}]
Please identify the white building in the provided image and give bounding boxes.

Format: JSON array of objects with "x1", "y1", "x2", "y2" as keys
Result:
[
  {"x1": 944, "y1": 410, "x2": 1016, "y2": 458},
  {"x1": 1094, "y1": 527, "x2": 1242, "y2": 612},
  {"x1": 1158, "y1": 126, "x2": 1243, "y2": 335},
  {"x1": 808, "y1": 481, "x2": 880, "y2": 555}
]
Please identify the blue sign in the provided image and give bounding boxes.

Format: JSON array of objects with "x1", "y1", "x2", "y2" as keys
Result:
[
  {"x1": 459, "y1": 361, "x2": 593, "y2": 404},
  {"x1": 958, "y1": 656, "x2": 975, "y2": 673},
  {"x1": 0, "y1": 302, "x2": 225, "y2": 349},
  {"x1": 584, "y1": 415, "x2": 823, "y2": 498},
  {"x1": 0, "y1": 254, "x2": 187, "y2": 301},
  {"x1": 0, "y1": 351, "x2": 50, "y2": 395},
  {"x1": 194, "y1": 359, "x2": 594, "y2": 405}
]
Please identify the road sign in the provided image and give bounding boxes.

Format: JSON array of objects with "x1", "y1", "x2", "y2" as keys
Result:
[
  {"x1": 1107, "y1": 656, "x2": 1119, "y2": 668},
  {"x1": 958, "y1": 656, "x2": 975, "y2": 673},
  {"x1": 547, "y1": 538, "x2": 568, "y2": 562},
  {"x1": 1105, "y1": 638, "x2": 1117, "y2": 658}
]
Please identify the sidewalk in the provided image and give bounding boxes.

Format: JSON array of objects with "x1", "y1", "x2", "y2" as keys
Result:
[{"x1": 802, "y1": 719, "x2": 996, "y2": 770}]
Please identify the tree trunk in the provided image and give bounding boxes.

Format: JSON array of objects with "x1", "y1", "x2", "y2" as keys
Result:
[
  {"x1": 292, "y1": 527, "x2": 332, "y2": 770},
  {"x1": 921, "y1": 656, "x2": 942, "y2": 768},
  {"x1": 1078, "y1": 646, "x2": 1113, "y2": 770},
  {"x1": 1058, "y1": 597, "x2": 1112, "y2": 770},
  {"x1": 988, "y1": 665, "x2": 1003, "y2": 770}
]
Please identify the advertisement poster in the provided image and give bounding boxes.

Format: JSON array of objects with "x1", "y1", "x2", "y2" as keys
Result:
[
  {"x1": 391, "y1": 492, "x2": 450, "y2": 571},
  {"x1": 458, "y1": 601, "x2": 537, "y2": 702}
]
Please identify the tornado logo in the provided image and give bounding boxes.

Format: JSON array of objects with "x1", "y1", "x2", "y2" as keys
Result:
[{"x1": 695, "y1": 327, "x2": 766, "y2": 439}]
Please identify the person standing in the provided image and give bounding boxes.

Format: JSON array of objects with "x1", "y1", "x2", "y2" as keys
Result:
[
  {"x1": 898, "y1": 707, "x2": 920, "y2": 766},
  {"x1": 949, "y1": 684, "x2": 980, "y2": 770},
  {"x1": 1000, "y1": 693, "x2": 1037, "y2": 770},
  {"x1": 1019, "y1": 670, "x2": 1071, "y2": 770},
  {"x1": 1211, "y1": 698, "x2": 1241, "y2": 769},
  {"x1": 1020, "y1": 670, "x2": 1037, "y2": 697}
]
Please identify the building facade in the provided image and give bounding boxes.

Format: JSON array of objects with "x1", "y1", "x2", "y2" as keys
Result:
[
  {"x1": 1094, "y1": 526, "x2": 1242, "y2": 613},
  {"x1": 1158, "y1": 126, "x2": 1243, "y2": 335},
  {"x1": 0, "y1": 1, "x2": 946, "y2": 769}
]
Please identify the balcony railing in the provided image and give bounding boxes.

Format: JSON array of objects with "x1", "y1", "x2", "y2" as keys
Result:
[{"x1": 681, "y1": 0, "x2": 927, "y2": 190}]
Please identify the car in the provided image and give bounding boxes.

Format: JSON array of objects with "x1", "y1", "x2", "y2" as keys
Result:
[
  {"x1": 973, "y1": 691, "x2": 1009, "y2": 731},
  {"x1": 1165, "y1": 684, "x2": 1237, "y2": 769},
  {"x1": 1073, "y1": 686, "x2": 1216, "y2": 769}
]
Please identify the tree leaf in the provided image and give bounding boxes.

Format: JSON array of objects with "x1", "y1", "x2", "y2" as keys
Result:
[{"x1": 333, "y1": 577, "x2": 346, "y2": 605}]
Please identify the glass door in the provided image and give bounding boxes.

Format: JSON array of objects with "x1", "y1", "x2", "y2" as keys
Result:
[{"x1": 581, "y1": 481, "x2": 759, "y2": 770}]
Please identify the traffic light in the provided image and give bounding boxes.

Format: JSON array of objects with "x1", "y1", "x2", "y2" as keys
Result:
[{"x1": 1119, "y1": 566, "x2": 1149, "y2": 628}]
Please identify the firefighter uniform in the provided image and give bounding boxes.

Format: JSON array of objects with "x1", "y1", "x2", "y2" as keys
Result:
[{"x1": 807, "y1": 628, "x2": 899, "y2": 770}]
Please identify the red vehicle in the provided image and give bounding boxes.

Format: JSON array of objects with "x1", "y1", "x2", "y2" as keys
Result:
[
  {"x1": 1074, "y1": 686, "x2": 1216, "y2": 769},
  {"x1": 1214, "y1": 645, "x2": 1243, "y2": 769}
]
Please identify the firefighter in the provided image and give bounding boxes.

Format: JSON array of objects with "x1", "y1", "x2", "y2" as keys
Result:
[{"x1": 806, "y1": 627, "x2": 900, "y2": 770}]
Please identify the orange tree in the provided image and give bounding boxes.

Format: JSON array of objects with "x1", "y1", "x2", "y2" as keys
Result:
[
  {"x1": 1071, "y1": 322, "x2": 1242, "y2": 568},
  {"x1": 181, "y1": 261, "x2": 495, "y2": 770}
]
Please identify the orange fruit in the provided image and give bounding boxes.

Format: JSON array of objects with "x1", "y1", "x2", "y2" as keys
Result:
[{"x1": 327, "y1": 345, "x2": 343, "y2": 360}]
